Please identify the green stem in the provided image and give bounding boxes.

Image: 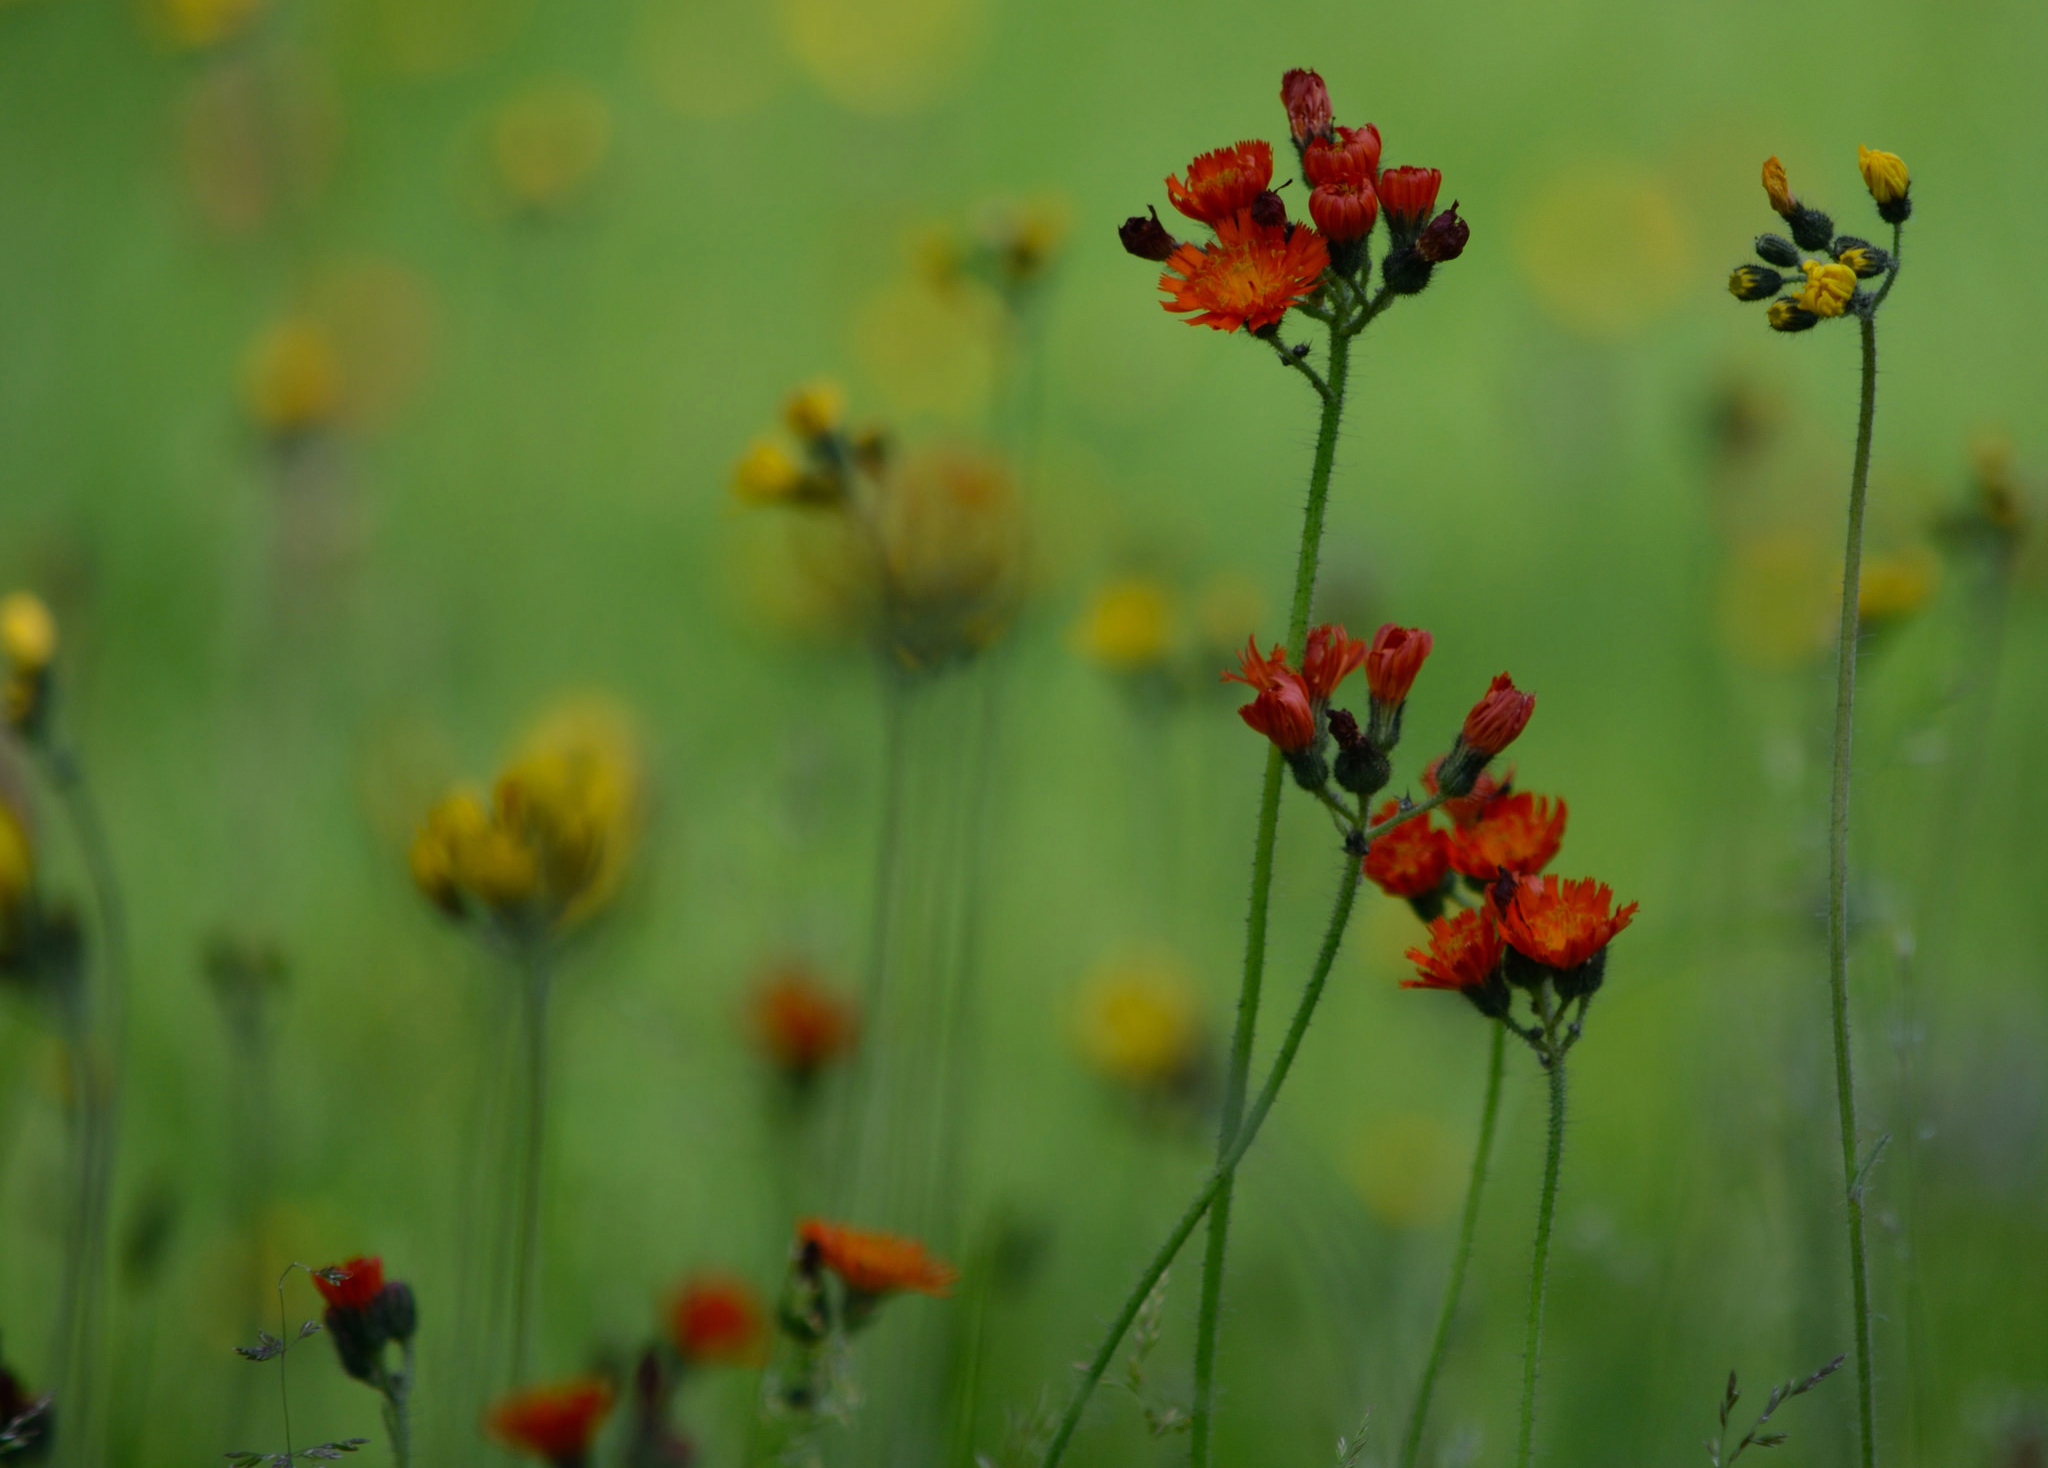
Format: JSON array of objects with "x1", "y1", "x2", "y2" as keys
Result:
[
  {"x1": 1189, "y1": 317, "x2": 1353, "y2": 1468},
  {"x1": 508, "y1": 947, "x2": 552, "y2": 1387},
  {"x1": 1398, "y1": 1021, "x2": 1506, "y2": 1468},
  {"x1": 1044, "y1": 862, "x2": 1361, "y2": 1468},
  {"x1": 1514, "y1": 1047, "x2": 1568, "y2": 1468},
  {"x1": 1828, "y1": 305, "x2": 1884, "y2": 1468}
]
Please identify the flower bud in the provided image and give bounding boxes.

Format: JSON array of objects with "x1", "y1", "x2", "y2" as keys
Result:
[
  {"x1": 782, "y1": 381, "x2": 844, "y2": 440},
  {"x1": 1414, "y1": 204, "x2": 1468, "y2": 263},
  {"x1": 1280, "y1": 69, "x2": 1333, "y2": 145},
  {"x1": 1378, "y1": 165, "x2": 1442, "y2": 245},
  {"x1": 1754, "y1": 233, "x2": 1800, "y2": 267},
  {"x1": 1728, "y1": 264, "x2": 1783, "y2": 302},
  {"x1": 1788, "y1": 204, "x2": 1835, "y2": 254},
  {"x1": 1767, "y1": 299, "x2": 1818, "y2": 333},
  {"x1": 1380, "y1": 246, "x2": 1433, "y2": 296},
  {"x1": 1308, "y1": 178, "x2": 1376, "y2": 242},
  {"x1": 1761, "y1": 156, "x2": 1795, "y2": 216},
  {"x1": 1118, "y1": 207, "x2": 1179, "y2": 262},
  {"x1": 1249, "y1": 189, "x2": 1289, "y2": 229},
  {"x1": 1857, "y1": 145, "x2": 1910, "y2": 223},
  {"x1": 1834, "y1": 239, "x2": 1891, "y2": 278},
  {"x1": 371, "y1": 1280, "x2": 418, "y2": 1344},
  {"x1": 1434, "y1": 674, "x2": 1534, "y2": 796},
  {"x1": 1328, "y1": 709, "x2": 1390, "y2": 799}
]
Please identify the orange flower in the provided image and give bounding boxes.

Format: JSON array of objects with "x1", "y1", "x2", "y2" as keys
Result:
[
  {"x1": 312, "y1": 1256, "x2": 383, "y2": 1314},
  {"x1": 1165, "y1": 140, "x2": 1274, "y2": 225},
  {"x1": 1378, "y1": 165, "x2": 1442, "y2": 239},
  {"x1": 1761, "y1": 156, "x2": 1795, "y2": 216},
  {"x1": 1498, "y1": 874, "x2": 1637, "y2": 983},
  {"x1": 1461, "y1": 673, "x2": 1535, "y2": 755},
  {"x1": 1364, "y1": 624, "x2": 1432, "y2": 707},
  {"x1": 1448, "y1": 792, "x2": 1566, "y2": 880},
  {"x1": 1280, "y1": 69, "x2": 1332, "y2": 144},
  {"x1": 1402, "y1": 905, "x2": 1507, "y2": 1016},
  {"x1": 666, "y1": 1274, "x2": 766, "y2": 1367},
  {"x1": 1221, "y1": 637, "x2": 1316, "y2": 751},
  {"x1": 1422, "y1": 757, "x2": 1513, "y2": 826},
  {"x1": 749, "y1": 965, "x2": 858, "y2": 1082},
  {"x1": 1310, "y1": 173, "x2": 1378, "y2": 243},
  {"x1": 1300, "y1": 622, "x2": 1369, "y2": 703},
  {"x1": 797, "y1": 1219, "x2": 958, "y2": 1298},
  {"x1": 1363, "y1": 800, "x2": 1449, "y2": 901},
  {"x1": 1302, "y1": 125, "x2": 1381, "y2": 187},
  {"x1": 1159, "y1": 210, "x2": 1329, "y2": 334},
  {"x1": 487, "y1": 1379, "x2": 615, "y2": 1466}
]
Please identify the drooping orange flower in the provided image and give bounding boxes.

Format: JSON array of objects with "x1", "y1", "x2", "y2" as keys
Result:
[
  {"x1": 1498, "y1": 875, "x2": 1637, "y2": 974},
  {"x1": 1165, "y1": 140, "x2": 1274, "y2": 225},
  {"x1": 1363, "y1": 800, "x2": 1450, "y2": 900},
  {"x1": 1403, "y1": 905, "x2": 1503, "y2": 995},
  {"x1": 666, "y1": 1274, "x2": 766, "y2": 1367},
  {"x1": 1300, "y1": 623, "x2": 1369, "y2": 703},
  {"x1": 1221, "y1": 637, "x2": 1316, "y2": 751},
  {"x1": 1364, "y1": 624, "x2": 1432, "y2": 707},
  {"x1": 1159, "y1": 210, "x2": 1329, "y2": 334},
  {"x1": 1461, "y1": 673, "x2": 1535, "y2": 755},
  {"x1": 749, "y1": 964, "x2": 858, "y2": 1082},
  {"x1": 797, "y1": 1219, "x2": 958, "y2": 1298},
  {"x1": 1422, "y1": 757, "x2": 1513, "y2": 826},
  {"x1": 313, "y1": 1256, "x2": 384, "y2": 1314},
  {"x1": 1448, "y1": 792, "x2": 1566, "y2": 880},
  {"x1": 487, "y1": 1379, "x2": 616, "y2": 1466},
  {"x1": 1280, "y1": 69, "x2": 1332, "y2": 145}
]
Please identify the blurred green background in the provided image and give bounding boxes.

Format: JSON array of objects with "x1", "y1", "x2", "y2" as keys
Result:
[{"x1": 1, "y1": 0, "x2": 2044, "y2": 1463}]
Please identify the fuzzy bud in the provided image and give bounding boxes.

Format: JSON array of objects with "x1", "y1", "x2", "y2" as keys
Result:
[
  {"x1": 1118, "y1": 207, "x2": 1179, "y2": 262},
  {"x1": 1281, "y1": 69, "x2": 1333, "y2": 144},
  {"x1": 1414, "y1": 203, "x2": 1468, "y2": 263},
  {"x1": 1728, "y1": 264, "x2": 1783, "y2": 302},
  {"x1": 1753, "y1": 233, "x2": 1800, "y2": 267}
]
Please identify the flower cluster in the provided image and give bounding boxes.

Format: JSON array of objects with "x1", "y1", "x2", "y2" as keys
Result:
[
  {"x1": 312, "y1": 1255, "x2": 418, "y2": 1387},
  {"x1": 1120, "y1": 68, "x2": 1468, "y2": 337},
  {"x1": 1728, "y1": 150, "x2": 1908, "y2": 333}
]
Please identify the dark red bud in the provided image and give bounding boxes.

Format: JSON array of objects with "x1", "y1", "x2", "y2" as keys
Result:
[
  {"x1": 1249, "y1": 189, "x2": 1288, "y2": 228},
  {"x1": 1118, "y1": 206, "x2": 1179, "y2": 262},
  {"x1": 1415, "y1": 202, "x2": 1469, "y2": 263}
]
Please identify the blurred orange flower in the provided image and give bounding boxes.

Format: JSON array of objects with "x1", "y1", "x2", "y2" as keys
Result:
[{"x1": 797, "y1": 1219, "x2": 957, "y2": 1298}]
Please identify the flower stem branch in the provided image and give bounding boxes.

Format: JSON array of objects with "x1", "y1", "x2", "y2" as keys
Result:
[
  {"x1": 1189, "y1": 319, "x2": 1353, "y2": 1468},
  {"x1": 1398, "y1": 1020, "x2": 1506, "y2": 1468},
  {"x1": 1514, "y1": 1038, "x2": 1569, "y2": 1468},
  {"x1": 1043, "y1": 860, "x2": 1363, "y2": 1468},
  {"x1": 508, "y1": 945, "x2": 553, "y2": 1387}
]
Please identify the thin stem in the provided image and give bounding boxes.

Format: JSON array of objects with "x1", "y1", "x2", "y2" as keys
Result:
[
  {"x1": 379, "y1": 1344, "x2": 415, "y2": 1468},
  {"x1": 1189, "y1": 320, "x2": 1353, "y2": 1468},
  {"x1": 1514, "y1": 1045, "x2": 1568, "y2": 1468},
  {"x1": 508, "y1": 946, "x2": 553, "y2": 1387},
  {"x1": 1827, "y1": 301, "x2": 1885, "y2": 1468},
  {"x1": 1044, "y1": 861, "x2": 1361, "y2": 1468},
  {"x1": 1399, "y1": 1021, "x2": 1506, "y2": 1468}
]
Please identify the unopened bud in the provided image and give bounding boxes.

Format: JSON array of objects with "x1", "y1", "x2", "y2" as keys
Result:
[
  {"x1": 1728, "y1": 265, "x2": 1783, "y2": 302},
  {"x1": 1754, "y1": 233, "x2": 1800, "y2": 267},
  {"x1": 1328, "y1": 709, "x2": 1390, "y2": 798},
  {"x1": 1249, "y1": 190, "x2": 1288, "y2": 229},
  {"x1": 1414, "y1": 203, "x2": 1469, "y2": 263},
  {"x1": 1118, "y1": 207, "x2": 1178, "y2": 262}
]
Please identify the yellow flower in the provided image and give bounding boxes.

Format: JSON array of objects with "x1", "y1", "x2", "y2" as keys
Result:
[
  {"x1": 1761, "y1": 155, "x2": 1794, "y2": 216},
  {"x1": 782, "y1": 380, "x2": 845, "y2": 440},
  {"x1": 1857, "y1": 145, "x2": 1909, "y2": 206},
  {"x1": 732, "y1": 440, "x2": 817, "y2": 505},
  {"x1": 0, "y1": 799, "x2": 33, "y2": 925},
  {"x1": 1075, "y1": 957, "x2": 1198, "y2": 1089},
  {"x1": 1071, "y1": 577, "x2": 1173, "y2": 671},
  {"x1": 1857, "y1": 552, "x2": 1936, "y2": 627},
  {"x1": 874, "y1": 447, "x2": 1021, "y2": 670},
  {"x1": 0, "y1": 593, "x2": 57, "y2": 674},
  {"x1": 492, "y1": 83, "x2": 611, "y2": 212},
  {"x1": 244, "y1": 318, "x2": 342, "y2": 435},
  {"x1": 1797, "y1": 261, "x2": 1856, "y2": 318}
]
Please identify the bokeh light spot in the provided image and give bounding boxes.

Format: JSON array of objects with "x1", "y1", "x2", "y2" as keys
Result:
[
  {"x1": 1516, "y1": 162, "x2": 1691, "y2": 339},
  {"x1": 775, "y1": 0, "x2": 986, "y2": 115}
]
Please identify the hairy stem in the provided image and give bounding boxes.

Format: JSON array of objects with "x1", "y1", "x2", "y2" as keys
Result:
[
  {"x1": 508, "y1": 946, "x2": 552, "y2": 1386},
  {"x1": 1189, "y1": 316, "x2": 1353, "y2": 1468},
  {"x1": 1045, "y1": 861, "x2": 1362, "y2": 1468},
  {"x1": 1514, "y1": 1048, "x2": 1568, "y2": 1468},
  {"x1": 1399, "y1": 1021, "x2": 1506, "y2": 1468},
  {"x1": 1829, "y1": 305, "x2": 1883, "y2": 1468}
]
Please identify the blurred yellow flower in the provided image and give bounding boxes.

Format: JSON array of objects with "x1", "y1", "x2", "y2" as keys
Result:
[
  {"x1": 0, "y1": 593, "x2": 57, "y2": 674},
  {"x1": 1718, "y1": 531, "x2": 1833, "y2": 668},
  {"x1": 1074, "y1": 956, "x2": 1199, "y2": 1089},
  {"x1": 783, "y1": 380, "x2": 845, "y2": 440},
  {"x1": 732, "y1": 440, "x2": 813, "y2": 505},
  {"x1": 1516, "y1": 163, "x2": 1689, "y2": 339},
  {"x1": 775, "y1": 0, "x2": 986, "y2": 115},
  {"x1": 1858, "y1": 551, "x2": 1936, "y2": 627},
  {"x1": 492, "y1": 83, "x2": 610, "y2": 212},
  {"x1": 875, "y1": 447, "x2": 1022, "y2": 670},
  {"x1": 0, "y1": 799, "x2": 33, "y2": 928},
  {"x1": 145, "y1": 0, "x2": 264, "y2": 50},
  {"x1": 243, "y1": 318, "x2": 343, "y2": 436},
  {"x1": 1071, "y1": 577, "x2": 1173, "y2": 672}
]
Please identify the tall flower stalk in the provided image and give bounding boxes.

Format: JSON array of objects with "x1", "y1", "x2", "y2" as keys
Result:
[{"x1": 1725, "y1": 145, "x2": 1911, "y2": 1468}]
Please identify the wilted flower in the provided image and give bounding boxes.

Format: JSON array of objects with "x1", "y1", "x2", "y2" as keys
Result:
[{"x1": 1222, "y1": 638, "x2": 1315, "y2": 753}]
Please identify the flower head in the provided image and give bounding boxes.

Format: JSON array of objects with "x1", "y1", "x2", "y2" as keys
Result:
[
  {"x1": 1309, "y1": 174, "x2": 1378, "y2": 243},
  {"x1": 1414, "y1": 204, "x2": 1469, "y2": 263},
  {"x1": 733, "y1": 439, "x2": 835, "y2": 506},
  {"x1": 749, "y1": 964, "x2": 858, "y2": 1083},
  {"x1": 1796, "y1": 260, "x2": 1856, "y2": 318},
  {"x1": 666, "y1": 1274, "x2": 766, "y2": 1367},
  {"x1": 1221, "y1": 638, "x2": 1316, "y2": 752},
  {"x1": 1403, "y1": 905, "x2": 1504, "y2": 998},
  {"x1": 1159, "y1": 211, "x2": 1329, "y2": 334},
  {"x1": 1498, "y1": 874, "x2": 1637, "y2": 974},
  {"x1": 1422, "y1": 758, "x2": 1513, "y2": 826},
  {"x1": 1281, "y1": 69, "x2": 1333, "y2": 144},
  {"x1": 1118, "y1": 206, "x2": 1180, "y2": 262},
  {"x1": 783, "y1": 380, "x2": 845, "y2": 440},
  {"x1": 487, "y1": 1379, "x2": 616, "y2": 1466},
  {"x1": 1378, "y1": 166, "x2": 1442, "y2": 242},
  {"x1": 1075, "y1": 956, "x2": 1200, "y2": 1090},
  {"x1": 1728, "y1": 264, "x2": 1783, "y2": 302},
  {"x1": 244, "y1": 318, "x2": 342, "y2": 436},
  {"x1": 1303, "y1": 125, "x2": 1382, "y2": 186},
  {"x1": 1300, "y1": 623, "x2": 1368, "y2": 703},
  {"x1": 313, "y1": 1256, "x2": 384, "y2": 1314},
  {"x1": 1857, "y1": 145, "x2": 1909, "y2": 221},
  {"x1": 1364, "y1": 624, "x2": 1432, "y2": 707},
  {"x1": 1762, "y1": 155, "x2": 1795, "y2": 215},
  {"x1": 797, "y1": 1219, "x2": 958, "y2": 1298},
  {"x1": 0, "y1": 801, "x2": 33, "y2": 952},
  {"x1": 1072, "y1": 577, "x2": 1173, "y2": 671},
  {"x1": 1448, "y1": 792, "x2": 1566, "y2": 879},
  {"x1": 1362, "y1": 801, "x2": 1450, "y2": 901},
  {"x1": 0, "y1": 594, "x2": 57, "y2": 675},
  {"x1": 1461, "y1": 673, "x2": 1535, "y2": 755},
  {"x1": 1767, "y1": 299, "x2": 1819, "y2": 333},
  {"x1": 1166, "y1": 141, "x2": 1275, "y2": 226}
]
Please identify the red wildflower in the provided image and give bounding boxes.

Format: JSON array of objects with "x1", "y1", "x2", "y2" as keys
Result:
[
  {"x1": 1498, "y1": 875, "x2": 1638, "y2": 973},
  {"x1": 666, "y1": 1274, "x2": 766, "y2": 1367},
  {"x1": 798, "y1": 1219, "x2": 958, "y2": 1298},
  {"x1": 1222, "y1": 637, "x2": 1316, "y2": 751},
  {"x1": 750, "y1": 965, "x2": 858, "y2": 1081},
  {"x1": 1362, "y1": 800, "x2": 1450, "y2": 900},
  {"x1": 1165, "y1": 141, "x2": 1274, "y2": 225},
  {"x1": 487, "y1": 1379, "x2": 616, "y2": 1466},
  {"x1": 1448, "y1": 793, "x2": 1566, "y2": 880},
  {"x1": 1300, "y1": 623, "x2": 1369, "y2": 703},
  {"x1": 1364, "y1": 624, "x2": 1432, "y2": 706},
  {"x1": 1402, "y1": 905, "x2": 1503, "y2": 993},
  {"x1": 1379, "y1": 165, "x2": 1443, "y2": 236},
  {"x1": 1310, "y1": 174, "x2": 1378, "y2": 242},
  {"x1": 1422, "y1": 757, "x2": 1513, "y2": 826},
  {"x1": 1303, "y1": 125, "x2": 1382, "y2": 187},
  {"x1": 313, "y1": 1256, "x2": 383, "y2": 1314},
  {"x1": 1159, "y1": 210, "x2": 1328, "y2": 334},
  {"x1": 1281, "y1": 69, "x2": 1332, "y2": 144},
  {"x1": 1462, "y1": 673, "x2": 1535, "y2": 755}
]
